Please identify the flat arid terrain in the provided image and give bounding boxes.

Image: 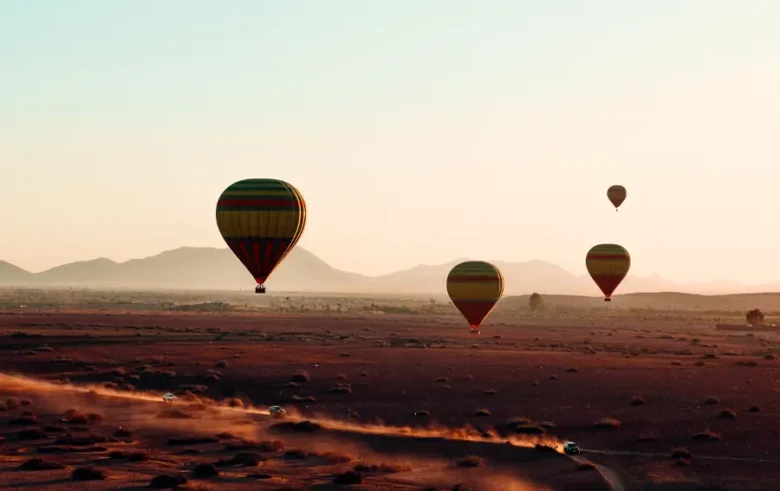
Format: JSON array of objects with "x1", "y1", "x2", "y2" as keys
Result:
[{"x1": 1, "y1": 289, "x2": 779, "y2": 490}]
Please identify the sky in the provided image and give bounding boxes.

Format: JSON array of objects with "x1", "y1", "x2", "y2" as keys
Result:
[{"x1": 2, "y1": 1, "x2": 779, "y2": 285}]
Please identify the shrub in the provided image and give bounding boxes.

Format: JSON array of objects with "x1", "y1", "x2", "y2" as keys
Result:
[
  {"x1": 71, "y1": 467, "x2": 107, "y2": 481},
  {"x1": 746, "y1": 308, "x2": 764, "y2": 325},
  {"x1": 328, "y1": 385, "x2": 352, "y2": 394},
  {"x1": 149, "y1": 474, "x2": 188, "y2": 488},
  {"x1": 192, "y1": 463, "x2": 219, "y2": 477},
  {"x1": 630, "y1": 394, "x2": 645, "y2": 405},
  {"x1": 108, "y1": 450, "x2": 149, "y2": 461},
  {"x1": 671, "y1": 447, "x2": 692, "y2": 459},
  {"x1": 291, "y1": 371, "x2": 310, "y2": 383},
  {"x1": 594, "y1": 417, "x2": 620, "y2": 428},
  {"x1": 717, "y1": 408, "x2": 737, "y2": 420},
  {"x1": 691, "y1": 430, "x2": 720, "y2": 441},
  {"x1": 18, "y1": 458, "x2": 65, "y2": 470},
  {"x1": 333, "y1": 471, "x2": 362, "y2": 484},
  {"x1": 736, "y1": 360, "x2": 759, "y2": 367},
  {"x1": 456, "y1": 455, "x2": 483, "y2": 467},
  {"x1": 529, "y1": 293, "x2": 544, "y2": 312},
  {"x1": 637, "y1": 431, "x2": 658, "y2": 442}
]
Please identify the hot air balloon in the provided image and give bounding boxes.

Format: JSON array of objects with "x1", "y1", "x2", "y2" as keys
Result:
[
  {"x1": 607, "y1": 185, "x2": 626, "y2": 211},
  {"x1": 446, "y1": 261, "x2": 504, "y2": 334},
  {"x1": 216, "y1": 179, "x2": 307, "y2": 294},
  {"x1": 586, "y1": 244, "x2": 630, "y2": 302}
]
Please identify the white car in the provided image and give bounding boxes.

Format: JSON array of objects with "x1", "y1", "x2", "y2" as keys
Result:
[
  {"x1": 269, "y1": 405, "x2": 286, "y2": 418},
  {"x1": 563, "y1": 441, "x2": 580, "y2": 455},
  {"x1": 163, "y1": 392, "x2": 178, "y2": 403}
]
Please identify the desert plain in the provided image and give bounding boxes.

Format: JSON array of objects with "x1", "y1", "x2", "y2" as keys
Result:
[{"x1": 1, "y1": 289, "x2": 780, "y2": 490}]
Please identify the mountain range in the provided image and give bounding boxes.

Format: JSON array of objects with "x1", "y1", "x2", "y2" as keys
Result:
[{"x1": 1, "y1": 247, "x2": 778, "y2": 296}]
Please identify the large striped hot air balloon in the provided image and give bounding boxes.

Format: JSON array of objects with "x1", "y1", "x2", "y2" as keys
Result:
[
  {"x1": 586, "y1": 244, "x2": 630, "y2": 302},
  {"x1": 446, "y1": 261, "x2": 504, "y2": 334},
  {"x1": 216, "y1": 179, "x2": 307, "y2": 294},
  {"x1": 607, "y1": 185, "x2": 627, "y2": 211}
]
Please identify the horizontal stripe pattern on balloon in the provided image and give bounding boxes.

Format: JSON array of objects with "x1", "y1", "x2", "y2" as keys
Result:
[
  {"x1": 447, "y1": 261, "x2": 504, "y2": 329},
  {"x1": 216, "y1": 178, "x2": 306, "y2": 287},
  {"x1": 586, "y1": 244, "x2": 630, "y2": 300}
]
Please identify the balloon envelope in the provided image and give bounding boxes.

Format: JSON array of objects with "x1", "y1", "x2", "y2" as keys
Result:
[
  {"x1": 607, "y1": 185, "x2": 627, "y2": 210},
  {"x1": 216, "y1": 179, "x2": 306, "y2": 288},
  {"x1": 446, "y1": 261, "x2": 504, "y2": 330},
  {"x1": 586, "y1": 244, "x2": 630, "y2": 301}
]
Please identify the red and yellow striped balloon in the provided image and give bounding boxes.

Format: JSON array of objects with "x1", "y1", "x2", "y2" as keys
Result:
[
  {"x1": 446, "y1": 261, "x2": 504, "y2": 332},
  {"x1": 586, "y1": 244, "x2": 630, "y2": 302},
  {"x1": 216, "y1": 179, "x2": 306, "y2": 291}
]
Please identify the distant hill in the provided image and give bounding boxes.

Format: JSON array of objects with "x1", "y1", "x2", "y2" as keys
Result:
[
  {"x1": 0, "y1": 261, "x2": 32, "y2": 283},
  {"x1": 2, "y1": 246, "x2": 780, "y2": 297}
]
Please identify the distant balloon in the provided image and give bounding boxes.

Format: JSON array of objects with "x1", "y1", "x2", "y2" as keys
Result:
[
  {"x1": 216, "y1": 179, "x2": 307, "y2": 294},
  {"x1": 607, "y1": 185, "x2": 627, "y2": 210},
  {"x1": 586, "y1": 244, "x2": 630, "y2": 302},
  {"x1": 446, "y1": 261, "x2": 505, "y2": 333}
]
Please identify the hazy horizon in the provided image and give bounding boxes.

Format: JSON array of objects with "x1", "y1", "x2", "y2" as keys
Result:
[{"x1": 3, "y1": 1, "x2": 779, "y2": 284}]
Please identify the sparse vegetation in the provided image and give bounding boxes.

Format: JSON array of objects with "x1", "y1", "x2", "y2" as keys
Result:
[
  {"x1": 594, "y1": 417, "x2": 621, "y2": 428},
  {"x1": 333, "y1": 470, "x2": 363, "y2": 484},
  {"x1": 108, "y1": 450, "x2": 149, "y2": 461},
  {"x1": 456, "y1": 455, "x2": 483, "y2": 467},
  {"x1": 328, "y1": 384, "x2": 352, "y2": 394},
  {"x1": 192, "y1": 463, "x2": 220, "y2": 477},
  {"x1": 529, "y1": 293, "x2": 544, "y2": 312},
  {"x1": 149, "y1": 474, "x2": 188, "y2": 489},
  {"x1": 71, "y1": 466, "x2": 107, "y2": 481},
  {"x1": 671, "y1": 446, "x2": 692, "y2": 459},
  {"x1": 717, "y1": 408, "x2": 737, "y2": 420},
  {"x1": 691, "y1": 430, "x2": 721, "y2": 441},
  {"x1": 18, "y1": 458, "x2": 66, "y2": 471},
  {"x1": 62, "y1": 409, "x2": 103, "y2": 424},
  {"x1": 291, "y1": 371, "x2": 310, "y2": 383},
  {"x1": 7, "y1": 290, "x2": 780, "y2": 489},
  {"x1": 630, "y1": 393, "x2": 645, "y2": 405},
  {"x1": 746, "y1": 308, "x2": 764, "y2": 325},
  {"x1": 637, "y1": 430, "x2": 658, "y2": 442}
]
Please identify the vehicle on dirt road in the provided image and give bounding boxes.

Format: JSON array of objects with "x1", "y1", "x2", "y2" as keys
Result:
[
  {"x1": 163, "y1": 392, "x2": 177, "y2": 403},
  {"x1": 563, "y1": 441, "x2": 580, "y2": 455},
  {"x1": 269, "y1": 405, "x2": 286, "y2": 418}
]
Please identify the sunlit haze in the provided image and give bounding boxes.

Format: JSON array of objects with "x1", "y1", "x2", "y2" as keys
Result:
[{"x1": 2, "y1": 1, "x2": 779, "y2": 285}]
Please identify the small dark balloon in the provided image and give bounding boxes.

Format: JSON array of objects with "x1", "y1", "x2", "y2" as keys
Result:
[{"x1": 607, "y1": 185, "x2": 626, "y2": 209}]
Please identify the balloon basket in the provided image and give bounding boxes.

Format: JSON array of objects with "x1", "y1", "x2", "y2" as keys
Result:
[{"x1": 604, "y1": 298, "x2": 611, "y2": 302}]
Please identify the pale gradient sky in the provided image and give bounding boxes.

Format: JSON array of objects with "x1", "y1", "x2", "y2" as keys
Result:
[{"x1": 2, "y1": 1, "x2": 779, "y2": 284}]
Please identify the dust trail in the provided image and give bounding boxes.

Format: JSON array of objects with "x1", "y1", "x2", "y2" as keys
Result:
[
  {"x1": 0, "y1": 372, "x2": 600, "y2": 491},
  {"x1": 0, "y1": 372, "x2": 563, "y2": 452}
]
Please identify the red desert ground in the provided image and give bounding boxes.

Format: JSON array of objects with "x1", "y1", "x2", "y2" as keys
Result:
[{"x1": 3, "y1": 276, "x2": 780, "y2": 490}]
